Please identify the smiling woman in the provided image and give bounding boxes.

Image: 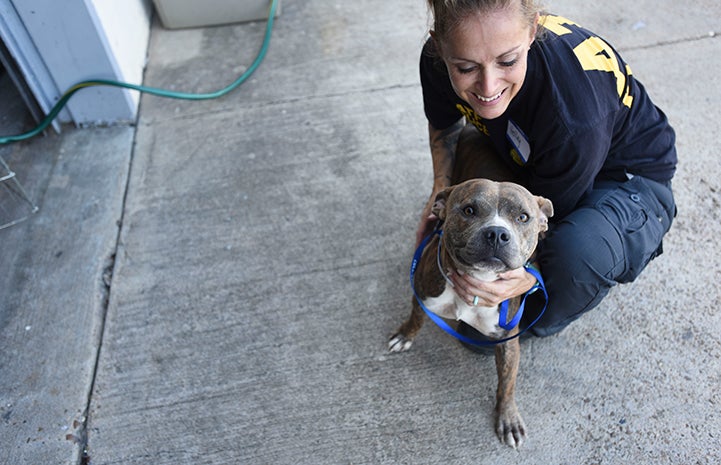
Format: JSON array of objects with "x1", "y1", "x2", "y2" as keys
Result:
[
  {"x1": 412, "y1": 0, "x2": 678, "y2": 339},
  {"x1": 432, "y1": 1, "x2": 539, "y2": 120}
]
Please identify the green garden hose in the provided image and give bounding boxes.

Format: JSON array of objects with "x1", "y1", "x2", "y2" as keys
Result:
[{"x1": 0, "y1": 0, "x2": 278, "y2": 145}]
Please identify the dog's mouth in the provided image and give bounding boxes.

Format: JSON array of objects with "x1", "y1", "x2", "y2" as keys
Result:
[
  {"x1": 455, "y1": 251, "x2": 514, "y2": 272},
  {"x1": 444, "y1": 234, "x2": 526, "y2": 273}
]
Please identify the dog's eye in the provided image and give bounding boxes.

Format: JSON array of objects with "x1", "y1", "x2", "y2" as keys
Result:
[
  {"x1": 462, "y1": 206, "x2": 475, "y2": 217},
  {"x1": 517, "y1": 213, "x2": 530, "y2": 223}
]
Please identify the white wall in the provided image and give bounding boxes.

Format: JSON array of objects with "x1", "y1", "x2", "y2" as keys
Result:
[
  {"x1": 4, "y1": 0, "x2": 151, "y2": 125},
  {"x1": 89, "y1": 0, "x2": 152, "y2": 114}
]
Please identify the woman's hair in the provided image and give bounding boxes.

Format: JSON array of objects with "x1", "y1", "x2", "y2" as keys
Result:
[{"x1": 427, "y1": 0, "x2": 544, "y2": 43}]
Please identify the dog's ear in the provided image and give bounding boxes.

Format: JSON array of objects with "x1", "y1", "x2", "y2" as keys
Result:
[
  {"x1": 535, "y1": 196, "x2": 554, "y2": 232},
  {"x1": 431, "y1": 186, "x2": 454, "y2": 221}
]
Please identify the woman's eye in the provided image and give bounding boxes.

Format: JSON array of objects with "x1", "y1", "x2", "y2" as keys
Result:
[
  {"x1": 499, "y1": 59, "x2": 518, "y2": 68},
  {"x1": 457, "y1": 66, "x2": 475, "y2": 74},
  {"x1": 517, "y1": 213, "x2": 530, "y2": 223},
  {"x1": 463, "y1": 206, "x2": 475, "y2": 217}
]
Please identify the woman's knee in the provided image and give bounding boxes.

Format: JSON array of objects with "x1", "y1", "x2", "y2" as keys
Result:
[
  {"x1": 541, "y1": 208, "x2": 626, "y2": 283},
  {"x1": 526, "y1": 208, "x2": 624, "y2": 335}
]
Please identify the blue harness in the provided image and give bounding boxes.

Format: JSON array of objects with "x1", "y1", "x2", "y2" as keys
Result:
[{"x1": 410, "y1": 230, "x2": 548, "y2": 346}]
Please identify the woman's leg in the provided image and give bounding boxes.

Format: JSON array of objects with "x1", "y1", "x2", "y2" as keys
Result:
[
  {"x1": 524, "y1": 177, "x2": 676, "y2": 336},
  {"x1": 525, "y1": 204, "x2": 624, "y2": 336}
]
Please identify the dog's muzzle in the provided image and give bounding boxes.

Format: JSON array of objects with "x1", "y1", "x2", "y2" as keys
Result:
[{"x1": 457, "y1": 226, "x2": 522, "y2": 270}]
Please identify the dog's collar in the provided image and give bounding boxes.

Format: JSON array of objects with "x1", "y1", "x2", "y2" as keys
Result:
[
  {"x1": 411, "y1": 229, "x2": 548, "y2": 346},
  {"x1": 435, "y1": 230, "x2": 455, "y2": 288}
]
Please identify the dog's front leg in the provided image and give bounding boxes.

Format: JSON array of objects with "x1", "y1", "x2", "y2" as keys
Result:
[
  {"x1": 494, "y1": 335, "x2": 526, "y2": 448},
  {"x1": 388, "y1": 299, "x2": 425, "y2": 352}
]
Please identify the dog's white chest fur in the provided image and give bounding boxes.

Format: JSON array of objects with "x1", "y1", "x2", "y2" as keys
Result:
[{"x1": 422, "y1": 283, "x2": 502, "y2": 337}]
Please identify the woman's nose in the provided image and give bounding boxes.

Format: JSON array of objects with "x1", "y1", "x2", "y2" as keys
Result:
[{"x1": 477, "y1": 67, "x2": 499, "y2": 96}]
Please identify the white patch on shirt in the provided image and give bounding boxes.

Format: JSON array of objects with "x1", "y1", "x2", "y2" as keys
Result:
[{"x1": 507, "y1": 119, "x2": 531, "y2": 164}]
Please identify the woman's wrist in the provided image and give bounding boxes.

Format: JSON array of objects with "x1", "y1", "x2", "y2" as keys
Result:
[{"x1": 524, "y1": 263, "x2": 542, "y2": 294}]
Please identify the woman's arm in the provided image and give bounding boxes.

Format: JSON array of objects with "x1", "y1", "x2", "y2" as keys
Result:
[
  {"x1": 429, "y1": 120, "x2": 463, "y2": 193},
  {"x1": 415, "y1": 120, "x2": 464, "y2": 246}
]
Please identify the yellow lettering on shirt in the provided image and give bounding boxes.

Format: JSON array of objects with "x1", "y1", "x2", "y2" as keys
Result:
[
  {"x1": 456, "y1": 104, "x2": 490, "y2": 136},
  {"x1": 542, "y1": 15, "x2": 633, "y2": 109},
  {"x1": 573, "y1": 37, "x2": 633, "y2": 108},
  {"x1": 540, "y1": 15, "x2": 579, "y2": 36}
]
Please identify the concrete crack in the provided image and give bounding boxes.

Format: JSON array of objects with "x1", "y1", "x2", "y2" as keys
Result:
[{"x1": 619, "y1": 31, "x2": 719, "y2": 52}]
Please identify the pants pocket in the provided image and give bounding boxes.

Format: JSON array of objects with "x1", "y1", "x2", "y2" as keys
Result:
[{"x1": 593, "y1": 176, "x2": 673, "y2": 283}]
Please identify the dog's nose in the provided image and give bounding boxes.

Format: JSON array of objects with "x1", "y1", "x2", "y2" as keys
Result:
[{"x1": 482, "y1": 226, "x2": 511, "y2": 248}]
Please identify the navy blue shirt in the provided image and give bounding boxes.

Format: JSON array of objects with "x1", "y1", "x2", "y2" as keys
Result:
[{"x1": 420, "y1": 15, "x2": 677, "y2": 218}]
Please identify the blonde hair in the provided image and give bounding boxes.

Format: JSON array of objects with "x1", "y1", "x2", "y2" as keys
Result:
[{"x1": 427, "y1": 0, "x2": 544, "y2": 43}]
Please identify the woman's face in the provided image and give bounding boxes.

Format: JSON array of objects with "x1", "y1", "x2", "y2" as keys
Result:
[{"x1": 438, "y1": 7, "x2": 538, "y2": 120}]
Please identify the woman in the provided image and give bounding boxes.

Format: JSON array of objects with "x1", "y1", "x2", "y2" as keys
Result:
[{"x1": 417, "y1": 0, "x2": 677, "y2": 339}]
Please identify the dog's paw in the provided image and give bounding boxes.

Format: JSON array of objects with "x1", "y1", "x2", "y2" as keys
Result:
[
  {"x1": 388, "y1": 333, "x2": 413, "y2": 352},
  {"x1": 496, "y1": 406, "x2": 527, "y2": 449}
]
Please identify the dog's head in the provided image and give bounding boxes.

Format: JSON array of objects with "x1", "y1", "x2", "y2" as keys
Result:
[{"x1": 432, "y1": 179, "x2": 553, "y2": 276}]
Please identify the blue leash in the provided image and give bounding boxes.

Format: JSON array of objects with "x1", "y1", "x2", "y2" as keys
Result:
[{"x1": 410, "y1": 230, "x2": 548, "y2": 346}]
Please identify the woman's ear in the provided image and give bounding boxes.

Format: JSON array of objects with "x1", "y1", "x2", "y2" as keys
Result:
[
  {"x1": 429, "y1": 30, "x2": 441, "y2": 50},
  {"x1": 529, "y1": 13, "x2": 540, "y2": 45}
]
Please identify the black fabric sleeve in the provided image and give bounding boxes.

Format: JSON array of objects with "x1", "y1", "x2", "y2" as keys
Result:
[{"x1": 528, "y1": 115, "x2": 616, "y2": 219}]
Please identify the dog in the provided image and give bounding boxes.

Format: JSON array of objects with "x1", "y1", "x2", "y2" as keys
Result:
[{"x1": 389, "y1": 178, "x2": 553, "y2": 448}]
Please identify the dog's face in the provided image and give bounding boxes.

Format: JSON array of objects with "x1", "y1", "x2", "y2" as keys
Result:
[{"x1": 433, "y1": 179, "x2": 553, "y2": 276}]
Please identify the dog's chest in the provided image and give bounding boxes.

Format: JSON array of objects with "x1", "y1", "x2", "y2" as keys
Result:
[{"x1": 422, "y1": 285, "x2": 503, "y2": 337}]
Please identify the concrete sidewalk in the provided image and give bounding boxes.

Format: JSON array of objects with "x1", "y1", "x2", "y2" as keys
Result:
[{"x1": 1, "y1": 1, "x2": 720, "y2": 464}]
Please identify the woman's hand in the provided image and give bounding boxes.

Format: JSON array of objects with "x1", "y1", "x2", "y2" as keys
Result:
[{"x1": 449, "y1": 267, "x2": 537, "y2": 307}]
